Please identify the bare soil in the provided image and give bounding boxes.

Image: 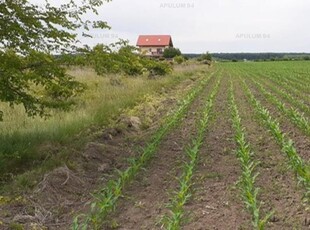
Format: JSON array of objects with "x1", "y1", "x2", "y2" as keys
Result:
[
  {"x1": 245, "y1": 79, "x2": 310, "y2": 162},
  {"x1": 182, "y1": 75, "x2": 251, "y2": 230},
  {"x1": 234, "y1": 78, "x2": 309, "y2": 229},
  {"x1": 102, "y1": 75, "x2": 219, "y2": 230}
]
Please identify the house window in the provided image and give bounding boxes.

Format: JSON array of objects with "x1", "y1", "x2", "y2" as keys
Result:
[
  {"x1": 157, "y1": 48, "x2": 162, "y2": 54},
  {"x1": 149, "y1": 48, "x2": 152, "y2": 52}
]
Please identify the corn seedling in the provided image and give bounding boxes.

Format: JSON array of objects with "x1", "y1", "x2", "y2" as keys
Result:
[
  {"x1": 72, "y1": 72, "x2": 217, "y2": 229},
  {"x1": 229, "y1": 81, "x2": 273, "y2": 229},
  {"x1": 253, "y1": 76, "x2": 310, "y2": 117},
  {"x1": 241, "y1": 80, "x2": 310, "y2": 197},
  {"x1": 251, "y1": 79, "x2": 310, "y2": 136},
  {"x1": 162, "y1": 77, "x2": 221, "y2": 230}
]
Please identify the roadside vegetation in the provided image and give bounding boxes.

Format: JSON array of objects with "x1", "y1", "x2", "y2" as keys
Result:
[{"x1": 0, "y1": 65, "x2": 206, "y2": 181}]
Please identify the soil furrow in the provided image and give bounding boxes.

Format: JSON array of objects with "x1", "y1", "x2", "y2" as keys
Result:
[
  {"x1": 234, "y1": 77, "x2": 309, "y2": 229},
  {"x1": 245, "y1": 78, "x2": 310, "y2": 162},
  {"x1": 253, "y1": 74, "x2": 310, "y2": 119},
  {"x1": 183, "y1": 74, "x2": 251, "y2": 230},
  {"x1": 103, "y1": 75, "x2": 219, "y2": 230}
]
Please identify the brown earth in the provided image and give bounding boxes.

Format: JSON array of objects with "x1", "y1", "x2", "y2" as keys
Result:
[
  {"x1": 245, "y1": 78, "x2": 310, "y2": 162},
  {"x1": 102, "y1": 73, "x2": 218, "y2": 230},
  {"x1": 233, "y1": 77, "x2": 309, "y2": 229},
  {"x1": 182, "y1": 75, "x2": 251, "y2": 230}
]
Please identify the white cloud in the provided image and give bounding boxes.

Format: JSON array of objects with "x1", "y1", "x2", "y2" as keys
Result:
[{"x1": 30, "y1": 0, "x2": 310, "y2": 52}]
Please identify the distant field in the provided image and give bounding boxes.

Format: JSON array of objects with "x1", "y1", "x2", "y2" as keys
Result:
[{"x1": 0, "y1": 61, "x2": 309, "y2": 229}]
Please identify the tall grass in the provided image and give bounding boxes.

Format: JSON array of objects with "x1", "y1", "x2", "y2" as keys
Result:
[{"x1": 0, "y1": 66, "x2": 207, "y2": 176}]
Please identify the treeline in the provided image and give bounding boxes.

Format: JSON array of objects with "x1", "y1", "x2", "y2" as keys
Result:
[
  {"x1": 58, "y1": 41, "x2": 173, "y2": 77},
  {"x1": 184, "y1": 53, "x2": 310, "y2": 61}
]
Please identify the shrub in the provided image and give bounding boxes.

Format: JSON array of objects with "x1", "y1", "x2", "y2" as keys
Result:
[
  {"x1": 163, "y1": 47, "x2": 182, "y2": 58},
  {"x1": 174, "y1": 55, "x2": 185, "y2": 64},
  {"x1": 198, "y1": 52, "x2": 212, "y2": 62},
  {"x1": 142, "y1": 59, "x2": 172, "y2": 76}
]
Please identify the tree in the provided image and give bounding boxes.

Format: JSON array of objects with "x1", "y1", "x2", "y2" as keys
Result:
[
  {"x1": 0, "y1": 0, "x2": 110, "y2": 120},
  {"x1": 80, "y1": 40, "x2": 172, "y2": 77},
  {"x1": 197, "y1": 52, "x2": 212, "y2": 65},
  {"x1": 163, "y1": 47, "x2": 181, "y2": 59},
  {"x1": 198, "y1": 52, "x2": 212, "y2": 62},
  {"x1": 304, "y1": 56, "x2": 310, "y2": 61}
]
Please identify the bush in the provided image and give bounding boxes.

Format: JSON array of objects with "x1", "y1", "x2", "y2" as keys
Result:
[
  {"x1": 198, "y1": 52, "x2": 212, "y2": 62},
  {"x1": 304, "y1": 56, "x2": 310, "y2": 61},
  {"x1": 86, "y1": 41, "x2": 173, "y2": 77},
  {"x1": 174, "y1": 55, "x2": 185, "y2": 64},
  {"x1": 163, "y1": 47, "x2": 182, "y2": 58},
  {"x1": 142, "y1": 59, "x2": 172, "y2": 76}
]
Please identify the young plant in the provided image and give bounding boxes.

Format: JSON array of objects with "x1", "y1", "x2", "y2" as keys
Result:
[
  {"x1": 241, "y1": 80, "x2": 310, "y2": 196},
  {"x1": 72, "y1": 70, "x2": 218, "y2": 229},
  {"x1": 229, "y1": 81, "x2": 273, "y2": 229},
  {"x1": 162, "y1": 78, "x2": 221, "y2": 229},
  {"x1": 251, "y1": 79, "x2": 310, "y2": 136}
]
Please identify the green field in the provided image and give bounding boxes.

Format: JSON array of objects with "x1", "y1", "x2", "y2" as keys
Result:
[{"x1": 0, "y1": 61, "x2": 309, "y2": 229}]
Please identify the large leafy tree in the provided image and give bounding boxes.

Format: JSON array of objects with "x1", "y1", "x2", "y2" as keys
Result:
[{"x1": 0, "y1": 0, "x2": 110, "y2": 120}]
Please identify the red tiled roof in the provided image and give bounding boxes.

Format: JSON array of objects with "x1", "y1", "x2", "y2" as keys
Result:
[{"x1": 136, "y1": 35, "x2": 173, "y2": 47}]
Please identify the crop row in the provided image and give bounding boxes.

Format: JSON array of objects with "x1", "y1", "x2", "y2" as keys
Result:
[
  {"x1": 277, "y1": 73, "x2": 310, "y2": 92},
  {"x1": 72, "y1": 71, "x2": 217, "y2": 229},
  {"x1": 255, "y1": 69, "x2": 310, "y2": 95},
  {"x1": 250, "y1": 79, "x2": 310, "y2": 136},
  {"x1": 252, "y1": 75, "x2": 310, "y2": 117},
  {"x1": 161, "y1": 77, "x2": 221, "y2": 230},
  {"x1": 241, "y1": 80, "x2": 310, "y2": 196},
  {"x1": 235, "y1": 65, "x2": 310, "y2": 104},
  {"x1": 259, "y1": 72, "x2": 310, "y2": 103},
  {"x1": 234, "y1": 66, "x2": 310, "y2": 112},
  {"x1": 287, "y1": 74, "x2": 310, "y2": 88},
  {"x1": 229, "y1": 81, "x2": 272, "y2": 229}
]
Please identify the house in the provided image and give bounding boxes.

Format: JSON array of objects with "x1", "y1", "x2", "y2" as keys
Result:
[{"x1": 136, "y1": 35, "x2": 174, "y2": 57}]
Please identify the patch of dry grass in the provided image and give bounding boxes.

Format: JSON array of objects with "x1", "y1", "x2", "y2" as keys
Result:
[{"x1": 0, "y1": 65, "x2": 206, "y2": 176}]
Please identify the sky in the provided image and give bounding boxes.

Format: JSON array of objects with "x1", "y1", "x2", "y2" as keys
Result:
[{"x1": 33, "y1": 0, "x2": 310, "y2": 53}]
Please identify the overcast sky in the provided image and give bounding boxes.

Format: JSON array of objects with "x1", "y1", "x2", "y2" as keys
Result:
[{"x1": 34, "y1": 0, "x2": 310, "y2": 53}]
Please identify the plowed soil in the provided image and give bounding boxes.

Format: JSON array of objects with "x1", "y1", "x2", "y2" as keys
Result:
[{"x1": 1, "y1": 64, "x2": 309, "y2": 230}]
